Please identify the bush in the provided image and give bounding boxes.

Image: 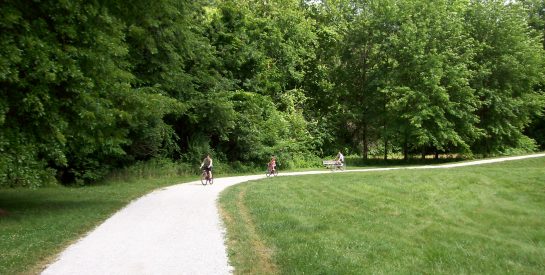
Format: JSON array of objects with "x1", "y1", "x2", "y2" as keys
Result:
[
  {"x1": 104, "y1": 158, "x2": 196, "y2": 183},
  {"x1": 183, "y1": 135, "x2": 214, "y2": 165},
  {"x1": 501, "y1": 136, "x2": 539, "y2": 155},
  {"x1": 0, "y1": 143, "x2": 57, "y2": 188}
]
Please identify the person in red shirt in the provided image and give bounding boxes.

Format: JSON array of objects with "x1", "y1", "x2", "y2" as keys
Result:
[{"x1": 268, "y1": 155, "x2": 277, "y2": 174}]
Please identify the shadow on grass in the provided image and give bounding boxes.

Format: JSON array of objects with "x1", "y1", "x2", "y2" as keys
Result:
[{"x1": 0, "y1": 189, "x2": 118, "y2": 222}]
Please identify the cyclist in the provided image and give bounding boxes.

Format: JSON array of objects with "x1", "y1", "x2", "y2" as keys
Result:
[
  {"x1": 268, "y1": 155, "x2": 277, "y2": 174},
  {"x1": 335, "y1": 151, "x2": 344, "y2": 168},
  {"x1": 200, "y1": 154, "x2": 213, "y2": 180}
]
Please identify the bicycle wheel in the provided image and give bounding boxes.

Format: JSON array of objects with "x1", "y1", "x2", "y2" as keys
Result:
[
  {"x1": 266, "y1": 168, "x2": 271, "y2": 177},
  {"x1": 273, "y1": 168, "x2": 278, "y2": 176},
  {"x1": 208, "y1": 176, "x2": 213, "y2": 185},
  {"x1": 201, "y1": 171, "x2": 208, "y2": 185}
]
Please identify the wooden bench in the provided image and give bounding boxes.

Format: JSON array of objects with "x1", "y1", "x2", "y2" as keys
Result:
[{"x1": 322, "y1": 160, "x2": 344, "y2": 170}]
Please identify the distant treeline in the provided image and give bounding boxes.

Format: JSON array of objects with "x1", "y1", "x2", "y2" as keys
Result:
[{"x1": 1, "y1": 0, "x2": 544, "y2": 186}]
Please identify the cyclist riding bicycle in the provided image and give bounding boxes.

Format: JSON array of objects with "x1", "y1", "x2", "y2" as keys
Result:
[
  {"x1": 200, "y1": 154, "x2": 213, "y2": 180},
  {"x1": 268, "y1": 155, "x2": 277, "y2": 174},
  {"x1": 335, "y1": 151, "x2": 344, "y2": 167}
]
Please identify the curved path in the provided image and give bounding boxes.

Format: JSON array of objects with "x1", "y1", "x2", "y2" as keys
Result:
[{"x1": 42, "y1": 153, "x2": 545, "y2": 275}]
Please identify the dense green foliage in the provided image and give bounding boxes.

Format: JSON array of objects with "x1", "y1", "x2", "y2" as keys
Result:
[
  {"x1": 220, "y1": 157, "x2": 545, "y2": 274},
  {"x1": 1, "y1": 0, "x2": 544, "y2": 186}
]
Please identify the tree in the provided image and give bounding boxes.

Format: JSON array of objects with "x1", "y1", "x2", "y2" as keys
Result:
[
  {"x1": 332, "y1": 0, "x2": 480, "y2": 159},
  {"x1": 0, "y1": 0, "x2": 182, "y2": 186},
  {"x1": 519, "y1": 0, "x2": 545, "y2": 149},
  {"x1": 200, "y1": 0, "x2": 318, "y2": 163},
  {"x1": 466, "y1": 0, "x2": 545, "y2": 154}
]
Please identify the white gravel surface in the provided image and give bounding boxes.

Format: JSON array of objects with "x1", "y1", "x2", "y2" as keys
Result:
[{"x1": 41, "y1": 153, "x2": 545, "y2": 275}]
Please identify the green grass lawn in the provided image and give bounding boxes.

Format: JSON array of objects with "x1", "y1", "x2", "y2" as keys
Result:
[
  {"x1": 0, "y1": 175, "x2": 193, "y2": 275},
  {"x1": 219, "y1": 157, "x2": 545, "y2": 274}
]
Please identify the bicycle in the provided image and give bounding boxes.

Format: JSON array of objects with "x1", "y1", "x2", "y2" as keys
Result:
[
  {"x1": 334, "y1": 161, "x2": 344, "y2": 171},
  {"x1": 266, "y1": 164, "x2": 279, "y2": 177},
  {"x1": 200, "y1": 169, "x2": 213, "y2": 185}
]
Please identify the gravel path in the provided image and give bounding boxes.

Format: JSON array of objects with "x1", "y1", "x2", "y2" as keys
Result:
[{"x1": 41, "y1": 153, "x2": 545, "y2": 275}]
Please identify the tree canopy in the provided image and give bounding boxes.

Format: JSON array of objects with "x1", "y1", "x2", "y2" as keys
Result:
[{"x1": 1, "y1": 0, "x2": 544, "y2": 187}]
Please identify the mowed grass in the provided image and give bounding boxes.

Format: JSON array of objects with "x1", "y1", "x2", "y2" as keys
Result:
[
  {"x1": 0, "y1": 175, "x2": 193, "y2": 275},
  {"x1": 219, "y1": 157, "x2": 545, "y2": 274}
]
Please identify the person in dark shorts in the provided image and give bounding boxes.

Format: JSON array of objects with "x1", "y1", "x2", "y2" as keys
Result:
[
  {"x1": 200, "y1": 154, "x2": 213, "y2": 179},
  {"x1": 335, "y1": 151, "x2": 344, "y2": 167}
]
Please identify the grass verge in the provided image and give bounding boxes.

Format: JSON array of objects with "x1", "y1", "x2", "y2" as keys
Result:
[
  {"x1": 0, "y1": 175, "x2": 194, "y2": 275},
  {"x1": 219, "y1": 157, "x2": 545, "y2": 274}
]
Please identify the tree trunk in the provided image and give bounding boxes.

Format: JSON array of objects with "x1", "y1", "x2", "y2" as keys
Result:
[
  {"x1": 384, "y1": 138, "x2": 388, "y2": 160},
  {"x1": 403, "y1": 134, "x2": 408, "y2": 161},
  {"x1": 363, "y1": 123, "x2": 368, "y2": 160}
]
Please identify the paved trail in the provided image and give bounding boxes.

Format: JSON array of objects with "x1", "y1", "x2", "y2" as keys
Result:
[{"x1": 42, "y1": 153, "x2": 545, "y2": 275}]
